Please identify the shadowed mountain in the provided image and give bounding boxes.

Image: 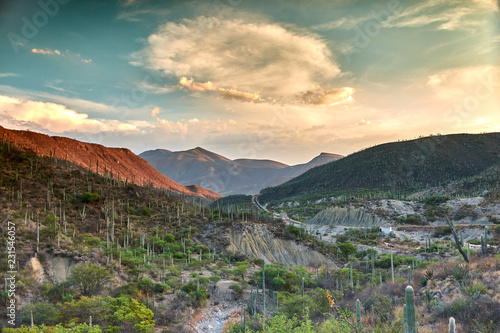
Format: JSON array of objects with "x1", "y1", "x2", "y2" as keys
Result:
[
  {"x1": 140, "y1": 148, "x2": 342, "y2": 195},
  {"x1": 259, "y1": 132, "x2": 500, "y2": 203},
  {"x1": 0, "y1": 126, "x2": 222, "y2": 201}
]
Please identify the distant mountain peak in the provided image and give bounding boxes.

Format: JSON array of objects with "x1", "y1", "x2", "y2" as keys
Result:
[{"x1": 141, "y1": 148, "x2": 342, "y2": 196}]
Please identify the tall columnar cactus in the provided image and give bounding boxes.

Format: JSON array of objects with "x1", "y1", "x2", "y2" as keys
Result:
[
  {"x1": 467, "y1": 243, "x2": 470, "y2": 261},
  {"x1": 350, "y1": 264, "x2": 354, "y2": 288},
  {"x1": 402, "y1": 304, "x2": 407, "y2": 331},
  {"x1": 405, "y1": 286, "x2": 416, "y2": 333},
  {"x1": 356, "y1": 299, "x2": 361, "y2": 331},
  {"x1": 262, "y1": 265, "x2": 266, "y2": 320},
  {"x1": 484, "y1": 226, "x2": 488, "y2": 253},
  {"x1": 301, "y1": 277, "x2": 304, "y2": 297},
  {"x1": 391, "y1": 251, "x2": 395, "y2": 282},
  {"x1": 481, "y1": 235, "x2": 485, "y2": 255},
  {"x1": 408, "y1": 266, "x2": 411, "y2": 285},
  {"x1": 448, "y1": 317, "x2": 455, "y2": 333}
]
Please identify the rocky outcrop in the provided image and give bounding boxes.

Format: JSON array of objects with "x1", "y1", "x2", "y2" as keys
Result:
[
  {"x1": 226, "y1": 224, "x2": 335, "y2": 268},
  {"x1": 25, "y1": 257, "x2": 46, "y2": 284},
  {"x1": 305, "y1": 206, "x2": 384, "y2": 227}
]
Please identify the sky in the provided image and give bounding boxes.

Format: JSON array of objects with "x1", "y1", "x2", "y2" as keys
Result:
[{"x1": 0, "y1": 0, "x2": 499, "y2": 165}]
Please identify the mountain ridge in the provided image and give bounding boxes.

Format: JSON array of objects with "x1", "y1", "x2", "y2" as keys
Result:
[
  {"x1": 0, "y1": 125, "x2": 222, "y2": 201},
  {"x1": 140, "y1": 147, "x2": 343, "y2": 195},
  {"x1": 259, "y1": 132, "x2": 500, "y2": 203}
]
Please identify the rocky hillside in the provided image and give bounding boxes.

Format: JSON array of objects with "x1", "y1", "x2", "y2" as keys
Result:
[
  {"x1": 0, "y1": 125, "x2": 221, "y2": 201},
  {"x1": 259, "y1": 133, "x2": 500, "y2": 203},
  {"x1": 140, "y1": 147, "x2": 342, "y2": 195},
  {"x1": 225, "y1": 224, "x2": 335, "y2": 267}
]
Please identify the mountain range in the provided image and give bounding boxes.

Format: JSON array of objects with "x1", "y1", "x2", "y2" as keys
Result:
[
  {"x1": 139, "y1": 147, "x2": 342, "y2": 196},
  {"x1": 0, "y1": 125, "x2": 221, "y2": 201},
  {"x1": 259, "y1": 133, "x2": 500, "y2": 203}
]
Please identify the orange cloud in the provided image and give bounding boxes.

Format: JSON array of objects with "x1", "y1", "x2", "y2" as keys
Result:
[{"x1": 31, "y1": 48, "x2": 61, "y2": 55}]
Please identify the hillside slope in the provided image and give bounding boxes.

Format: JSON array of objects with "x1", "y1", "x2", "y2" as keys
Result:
[
  {"x1": 0, "y1": 126, "x2": 221, "y2": 201},
  {"x1": 259, "y1": 133, "x2": 500, "y2": 203},
  {"x1": 140, "y1": 148, "x2": 342, "y2": 195}
]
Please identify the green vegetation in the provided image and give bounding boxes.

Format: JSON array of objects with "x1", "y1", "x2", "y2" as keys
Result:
[
  {"x1": 1, "y1": 133, "x2": 500, "y2": 333},
  {"x1": 260, "y1": 133, "x2": 500, "y2": 203}
]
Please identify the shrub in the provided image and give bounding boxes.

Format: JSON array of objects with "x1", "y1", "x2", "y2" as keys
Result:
[
  {"x1": 164, "y1": 233, "x2": 175, "y2": 243},
  {"x1": 139, "y1": 278, "x2": 154, "y2": 293},
  {"x1": 140, "y1": 207, "x2": 153, "y2": 217},
  {"x1": 78, "y1": 192, "x2": 101, "y2": 203},
  {"x1": 20, "y1": 302, "x2": 59, "y2": 326}
]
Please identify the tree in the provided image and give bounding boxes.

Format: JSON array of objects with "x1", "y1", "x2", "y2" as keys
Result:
[
  {"x1": 233, "y1": 264, "x2": 248, "y2": 281},
  {"x1": 68, "y1": 263, "x2": 112, "y2": 296},
  {"x1": 337, "y1": 242, "x2": 357, "y2": 259}
]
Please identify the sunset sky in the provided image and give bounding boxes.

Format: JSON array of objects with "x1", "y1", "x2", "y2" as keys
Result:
[{"x1": 0, "y1": 0, "x2": 498, "y2": 165}]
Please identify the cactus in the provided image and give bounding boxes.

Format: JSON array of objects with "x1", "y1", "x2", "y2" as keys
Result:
[
  {"x1": 448, "y1": 317, "x2": 455, "y2": 333},
  {"x1": 90, "y1": 315, "x2": 92, "y2": 328},
  {"x1": 350, "y1": 264, "x2": 354, "y2": 288},
  {"x1": 408, "y1": 266, "x2": 411, "y2": 285},
  {"x1": 484, "y1": 227, "x2": 488, "y2": 254},
  {"x1": 481, "y1": 235, "x2": 485, "y2": 255},
  {"x1": 391, "y1": 251, "x2": 394, "y2": 282},
  {"x1": 243, "y1": 306, "x2": 246, "y2": 333},
  {"x1": 356, "y1": 299, "x2": 361, "y2": 331},
  {"x1": 467, "y1": 243, "x2": 470, "y2": 261},
  {"x1": 262, "y1": 264, "x2": 266, "y2": 319},
  {"x1": 402, "y1": 304, "x2": 407, "y2": 331},
  {"x1": 405, "y1": 286, "x2": 416, "y2": 333},
  {"x1": 301, "y1": 277, "x2": 304, "y2": 297}
]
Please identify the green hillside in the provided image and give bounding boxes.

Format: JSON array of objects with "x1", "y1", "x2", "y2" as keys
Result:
[{"x1": 259, "y1": 133, "x2": 500, "y2": 203}]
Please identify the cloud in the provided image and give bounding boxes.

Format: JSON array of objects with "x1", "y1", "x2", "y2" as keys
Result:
[
  {"x1": 0, "y1": 73, "x2": 19, "y2": 78},
  {"x1": 32, "y1": 48, "x2": 61, "y2": 55},
  {"x1": 0, "y1": 85, "x2": 114, "y2": 115},
  {"x1": 133, "y1": 16, "x2": 344, "y2": 103},
  {"x1": 381, "y1": 0, "x2": 495, "y2": 31},
  {"x1": 178, "y1": 77, "x2": 216, "y2": 92},
  {"x1": 218, "y1": 88, "x2": 265, "y2": 103},
  {"x1": 296, "y1": 87, "x2": 354, "y2": 106},
  {"x1": 312, "y1": 15, "x2": 371, "y2": 31},
  {"x1": 313, "y1": 0, "x2": 496, "y2": 33},
  {"x1": 31, "y1": 48, "x2": 91, "y2": 63},
  {"x1": 178, "y1": 77, "x2": 265, "y2": 103},
  {"x1": 116, "y1": 8, "x2": 171, "y2": 22},
  {"x1": 151, "y1": 107, "x2": 160, "y2": 118},
  {"x1": 0, "y1": 95, "x2": 146, "y2": 134},
  {"x1": 424, "y1": 65, "x2": 500, "y2": 101}
]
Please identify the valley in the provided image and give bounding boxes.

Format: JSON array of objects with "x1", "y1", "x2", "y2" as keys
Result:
[{"x1": 1, "y1": 130, "x2": 499, "y2": 333}]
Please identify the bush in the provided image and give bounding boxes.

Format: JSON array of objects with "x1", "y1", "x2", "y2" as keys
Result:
[
  {"x1": 424, "y1": 196, "x2": 450, "y2": 205},
  {"x1": 78, "y1": 192, "x2": 101, "y2": 203},
  {"x1": 164, "y1": 233, "x2": 175, "y2": 243},
  {"x1": 140, "y1": 207, "x2": 153, "y2": 217},
  {"x1": 209, "y1": 275, "x2": 221, "y2": 283},
  {"x1": 139, "y1": 278, "x2": 154, "y2": 293},
  {"x1": 362, "y1": 293, "x2": 395, "y2": 323},
  {"x1": 43, "y1": 281, "x2": 74, "y2": 303},
  {"x1": 20, "y1": 302, "x2": 59, "y2": 326}
]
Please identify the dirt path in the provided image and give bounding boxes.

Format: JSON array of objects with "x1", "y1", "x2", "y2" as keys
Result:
[{"x1": 192, "y1": 304, "x2": 241, "y2": 333}]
